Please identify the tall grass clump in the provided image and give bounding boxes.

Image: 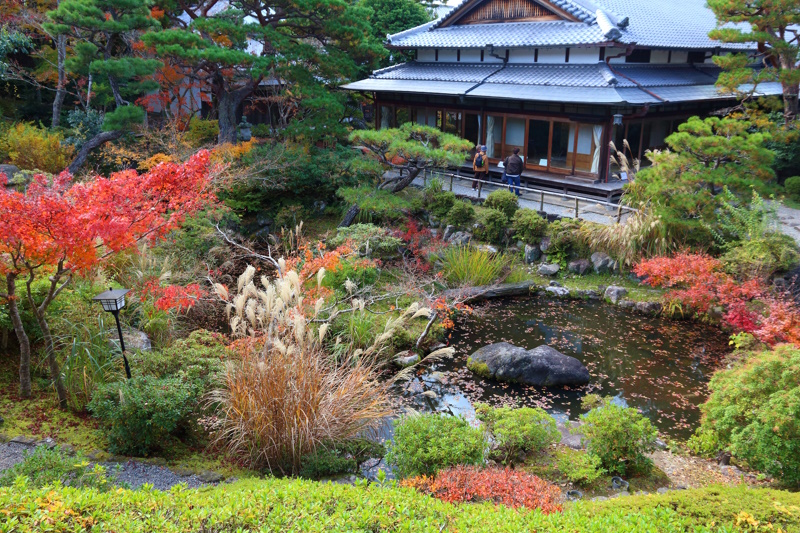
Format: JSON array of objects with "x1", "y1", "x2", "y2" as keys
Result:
[
  {"x1": 58, "y1": 316, "x2": 124, "y2": 412},
  {"x1": 212, "y1": 265, "x2": 432, "y2": 474},
  {"x1": 582, "y1": 207, "x2": 673, "y2": 268},
  {"x1": 439, "y1": 246, "x2": 507, "y2": 286}
]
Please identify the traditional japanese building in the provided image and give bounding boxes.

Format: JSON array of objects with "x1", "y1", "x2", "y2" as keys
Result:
[{"x1": 343, "y1": 0, "x2": 780, "y2": 198}]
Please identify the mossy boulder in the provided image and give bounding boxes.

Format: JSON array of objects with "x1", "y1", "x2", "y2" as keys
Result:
[{"x1": 468, "y1": 342, "x2": 590, "y2": 387}]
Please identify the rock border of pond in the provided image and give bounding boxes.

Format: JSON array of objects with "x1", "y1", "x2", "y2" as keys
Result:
[{"x1": 443, "y1": 281, "x2": 663, "y2": 317}]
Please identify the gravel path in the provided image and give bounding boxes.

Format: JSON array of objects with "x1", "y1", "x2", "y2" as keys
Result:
[
  {"x1": 410, "y1": 175, "x2": 628, "y2": 225},
  {"x1": 774, "y1": 201, "x2": 800, "y2": 244},
  {"x1": 0, "y1": 442, "x2": 35, "y2": 473},
  {"x1": 105, "y1": 461, "x2": 211, "y2": 490}
]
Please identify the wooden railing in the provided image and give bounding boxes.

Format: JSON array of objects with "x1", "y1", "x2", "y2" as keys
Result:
[{"x1": 419, "y1": 168, "x2": 638, "y2": 224}]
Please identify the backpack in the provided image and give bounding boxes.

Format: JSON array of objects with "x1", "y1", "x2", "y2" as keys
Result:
[{"x1": 475, "y1": 154, "x2": 484, "y2": 167}]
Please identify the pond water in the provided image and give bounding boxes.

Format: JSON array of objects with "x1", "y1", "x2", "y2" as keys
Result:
[{"x1": 400, "y1": 297, "x2": 730, "y2": 440}]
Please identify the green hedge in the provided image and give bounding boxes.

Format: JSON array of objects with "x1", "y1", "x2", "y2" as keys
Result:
[{"x1": 1, "y1": 478, "x2": 798, "y2": 532}]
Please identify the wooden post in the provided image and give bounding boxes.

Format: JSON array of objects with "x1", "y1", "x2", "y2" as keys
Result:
[
  {"x1": 423, "y1": 168, "x2": 428, "y2": 187},
  {"x1": 575, "y1": 197, "x2": 579, "y2": 219},
  {"x1": 478, "y1": 179, "x2": 482, "y2": 198},
  {"x1": 539, "y1": 192, "x2": 544, "y2": 211},
  {"x1": 449, "y1": 174, "x2": 454, "y2": 192}
]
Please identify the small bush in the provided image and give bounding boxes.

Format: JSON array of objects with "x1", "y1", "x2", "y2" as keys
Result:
[
  {"x1": 428, "y1": 192, "x2": 456, "y2": 219},
  {"x1": 89, "y1": 375, "x2": 196, "y2": 456},
  {"x1": 328, "y1": 223, "x2": 403, "y2": 258},
  {"x1": 785, "y1": 176, "x2": 800, "y2": 200},
  {"x1": 438, "y1": 246, "x2": 507, "y2": 286},
  {"x1": 321, "y1": 257, "x2": 380, "y2": 292},
  {"x1": 512, "y1": 208, "x2": 548, "y2": 244},
  {"x1": 446, "y1": 200, "x2": 475, "y2": 228},
  {"x1": 298, "y1": 448, "x2": 356, "y2": 480},
  {"x1": 556, "y1": 449, "x2": 606, "y2": 486},
  {"x1": 474, "y1": 208, "x2": 509, "y2": 244},
  {"x1": 387, "y1": 414, "x2": 484, "y2": 478},
  {"x1": 721, "y1": 233, "x2": 800, "y2": 279},
  {"x1": 329, "y1": 311, "x2": 379, "y2": 352},
  {"x1": 185, "y1": 117, "x2": 219, "y2": 147},
  {"x1": 0, "y1": 122, "x2": 74, "y2": 173},
  {"x1": 404, "y1": 465, "x2": 562, "y2": 512},
  {"x1": 547, "y1": 218, "x2": 589, "y2": 265},
  {"x1": 698, "y1": 344, "x2": 800, "y2": 485},
  {"x1": 0, "y1": 446, "x2": 112, "y2": 490},
  {"x1": 273, "y1": 204, "x2": 306, "y2": 231},
  {"x1": 476, "y1": 404, "x2": 559, "y2": 463},
  {"x1": 251, "y1": 123, "x2": 272, "y2": 138},
  {"x1": 578, "y1": 396, "x2": 658, "y2": 476},
  {"x1": 484, "y1": 190, "x2": 519, "y2": 219}
]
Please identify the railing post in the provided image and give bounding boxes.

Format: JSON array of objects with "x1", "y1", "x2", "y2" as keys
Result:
[
  {"x1": 575, "y1": 197, "x2": 579, "y2": 219},
  {"x1": 478, "y1": 179, "x2": 482, "y2": 198},
  {"x1": 539, "y1": 192, "x2": 544, "y2": 212},
  {"x1": 423, "y1": 168, "x2": 428, "y2": 188}
]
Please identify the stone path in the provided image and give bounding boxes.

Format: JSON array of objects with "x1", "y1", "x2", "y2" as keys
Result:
[
  {"x1": 410, "y1": 175, "x2": 628, "y2": 225},
  {"x1": 774, "y1": 201, "x2": 800, "y2": 244}
]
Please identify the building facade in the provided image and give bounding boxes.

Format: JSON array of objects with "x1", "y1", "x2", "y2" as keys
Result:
[{"x1": 344, "y1": 0, "x2": 780, "y2": 192}]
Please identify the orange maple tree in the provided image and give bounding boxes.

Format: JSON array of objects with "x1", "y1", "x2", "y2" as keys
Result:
[{"x1": 0, "y1": 151, "x2": 215, "y2": 404}]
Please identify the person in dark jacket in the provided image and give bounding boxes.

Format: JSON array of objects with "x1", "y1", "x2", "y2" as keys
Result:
[
  {"x1": 504, "y1": 148, "x2": 524, "y2": 196},
  {"x1": 472, "y1": 145, "x2": 488, "y2": 190}
]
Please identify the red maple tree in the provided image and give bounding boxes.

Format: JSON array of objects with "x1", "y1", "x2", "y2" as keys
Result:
[{"x1": 0, "y1": 151, "x2": 215, "y2": 404}]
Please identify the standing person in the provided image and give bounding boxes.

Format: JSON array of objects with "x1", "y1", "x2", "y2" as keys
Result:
[
  {"x1": 503, "y1": 148, "x2": 523, "y2": 197},
  {"x1": 472, "y1": 145, "x2": 488, "y2": 190}
]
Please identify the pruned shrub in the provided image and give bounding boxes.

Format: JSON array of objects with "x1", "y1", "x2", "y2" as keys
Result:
[
  {"x1": 427, "y1": 190, "x2": 456, "y2": 219},
  {"x1": 484, "y1": 189, "x2": 519, "y2": 219},
  {"x1": 328, "y1": 223, "x2": 403, "y2": 258},
  {"x1": 785, "y1": 176, "x2": 800, "y2": 201},
  {"x1": 720, "y1": 233, "x2": 799, "y2": 279},
  {"x1": 512, "y1": 208, "x2": 548, "y2": 245},
  {"x1": 577, "y1": 396, "x2": 658, "y2": 476},
  {"x1": 0, "y1": 122, "x2": 74, "y2": 174},
  {"x1": 438, "y1": 246, "x2": 507, "y2": 286},
  {"x1": 88, "y1": 375, "x2": 196, "y2": 456},
  {"x1": 337, "y1": 187, "x2": 423, "y2": 224},
  {"x1": 321, "y1": 257, "x2": 380, "y2": 292},
  {"x1": 386, "y1": 414, "x2": 484, "y2": 478},
  {"x1": 402, "y1": 465, "x2": 562, "y2": 512},
  {"x1": 556, "y1": 449, "x2": 606, "y2": 486},
  {"x1": 476, "y1": 404, "x2": 559, "y2": 463},
  {"x1": 697, "y1": 344, "x2": 800, "y2": 486},
  {"x1": 298, "y1": 448, "x2": 356, "y2": 480},
  {"x1": 547, "y1": 218, "x2": 590, "y2": 265},
  {"x1": 185, "y1": 117, "x2": 219, "y2": 147},
  {"x1": 446, "y1": 200, "x2": 475, "y2": 228},
  {"x1": 474, "y1": 208, "x2": 509, "y2": 244}
]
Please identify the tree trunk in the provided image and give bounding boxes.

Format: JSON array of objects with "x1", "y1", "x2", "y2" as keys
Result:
[
  {"x1": 442, "y1": 280, "x2": 538, "y2": 303},
  {"x1": 217, "y1": 91, "x2": 240, "y2": 144},
  {"x1": 67, "y1": 130, "x2": 124, "y2": 174},
  {"x1": 339, "y1": 204, "x2": 361, "y2": 227},
  {"x1": 5, "y1": 273, "x2": 31, "y2": 398},
  {"x1": 26, "y1": 273, "x2": 69, "y2": 409},
  {"x1": 51, "y1": 34, "x2": 67, "y2": 128},
  {"x1": 782, "y1": 81, "x2": 799, "y2": 124},
  {"x1": 381, "y1": 167, "x2": 423, "y2": 193}
]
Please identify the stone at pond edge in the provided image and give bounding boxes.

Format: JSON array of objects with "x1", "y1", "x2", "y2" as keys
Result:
[
  {"x1": 568, "y1": 259, "x2": 592, "y2": 276},
  {"x1": 604, "y1": 285, "x2": 628, "y2": 304},
  {"x1": 546, "y1": 286, "x2": 570, "y2": 297},
  {"x1": 524, "y1": 244, "x2": 541, "y2": 264},
  {"x1": 635, "y1": 301, "x2": 662, "y2": 315},
  {"x1": 443, "y1": 225, "x2": 455, "y2": 242},
  {"x1": 467, "y1": 342, "x2": 590, "y2": 387},
  {"x1": 539, "y1": 236, "x2": 551, "y2": 253},
  {"x1": 474, "y1": 244, "x2": 499, "y2": 254},
  {"x1": 449, "y1": 231, "x2": 471, "y2": 246},
  {"x1": 538, "y1": 263, "x2": 560, "y2": 276},
  {"x1": 394, "y1": 351, "x2": 420, "y2": 368},
  {"x1": 591, "y1": 252, "x2": 613, "y2": 273},
  {"x1": 198, "y1": 470, "x2": 225, "y2": 483}
]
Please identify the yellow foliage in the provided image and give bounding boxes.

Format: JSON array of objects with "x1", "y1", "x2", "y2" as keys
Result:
[
  {"x1": 137, "y1": 153, "x2": 176, "y2": 172},
  {"x1": 210, "y1": 140, "x2": 255, "y2": 165},
  {"x1": 0, "y1": 123, "x2": 74, "y2": 174}
]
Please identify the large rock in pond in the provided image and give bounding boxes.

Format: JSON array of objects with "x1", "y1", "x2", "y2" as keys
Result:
[{"x1": 467, "y1": 342, "x2": 590, "y2": 387}]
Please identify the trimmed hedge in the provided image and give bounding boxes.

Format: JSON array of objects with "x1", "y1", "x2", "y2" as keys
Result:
[{"x1": 1, "y1": 478, "x2": 798, "y2": 532}]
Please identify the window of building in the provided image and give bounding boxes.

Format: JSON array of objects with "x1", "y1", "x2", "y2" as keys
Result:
[
  {"x1": 625, "y1": 49, "x2": 651, "y2": 63},
  {"x1": 687, "y1": 50, "x2": 707, "y2": 63},
  {"x1": 486, "y1": 115, "x2": 503, "y2": 158},
  {"x1": 464, "y1": 113, "x2": 482, "y2": 146},
  {"x1": 444, "y1": 111, "x2": 461, "y2": 134},
  {"x1": 503, "y1": 117, "x2": 525, "y2": 159},
  {"x1": 527, "y1": 119, "x2": 549, "y2": 167}
]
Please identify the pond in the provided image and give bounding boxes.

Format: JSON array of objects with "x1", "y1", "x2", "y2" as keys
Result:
[{"x1": 400, "y1": 297, "x2": 730, "y2": 440}]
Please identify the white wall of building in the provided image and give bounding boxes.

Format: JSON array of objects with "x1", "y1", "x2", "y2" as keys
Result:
[
  {"x1": 537, "y1": 47, "x2": 567, "y2": 63},
  {"x1": 569, "y1": 47, "x2": 600, "y2": 64},
  {"x1": 414, "y1": 46, "x2": 718, "y2": 65}
]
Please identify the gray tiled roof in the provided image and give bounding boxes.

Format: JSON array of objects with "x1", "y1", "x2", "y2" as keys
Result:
[
  {"x1": 340, "y1": 61, "x2": 782, "y2": 104},
  {"x1": 388, "y1": 0, "x2": 753, "y2": 50}
]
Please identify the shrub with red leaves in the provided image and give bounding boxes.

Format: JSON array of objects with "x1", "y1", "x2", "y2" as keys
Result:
[
  {"x1": 402, "y1": 466, "x2": 563, "y2": 512},
  {"x1": 634, "y1": 252, "x2": 800, "y2": 346}
]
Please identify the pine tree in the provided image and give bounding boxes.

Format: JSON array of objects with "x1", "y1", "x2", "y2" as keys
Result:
[
  {"x1": 46, "y1": 0, "x2": 161, "y2": 171},
  {"x1": 708, "y1": 0, "x2": 800, "y2": 123}
]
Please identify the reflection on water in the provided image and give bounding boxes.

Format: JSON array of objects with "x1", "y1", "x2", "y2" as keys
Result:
[{"x1": 401, "y1": 297, "x2": 730, "y2": 440}]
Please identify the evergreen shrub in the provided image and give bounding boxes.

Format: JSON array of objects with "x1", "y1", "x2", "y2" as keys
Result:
[
  {"x1": 512, "y1": 208, "x2": 548, "y2": 244},
  {"x1": 785, "y1": 176, "x2": 800, "y2": 200},
  {"x1": 474, "y1": 208, "x2": 509, "y2": 244},
  {"x1": 483, "y1": 189, "x2": 519, "y2": 219},
  {"x1": 476, "y1": 404, "x2": 559, "y2": 463},
  {"x1": 446, "y1": 200, "x2": 475, "y2": 228}
]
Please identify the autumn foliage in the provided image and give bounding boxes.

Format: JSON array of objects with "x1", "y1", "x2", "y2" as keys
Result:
[
  {"x1": 401, "y1": 466, "x2": 562, "y2": 512},
  {"x1": 634, "y1": 252, "x2": 800, "y2": 346}
]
